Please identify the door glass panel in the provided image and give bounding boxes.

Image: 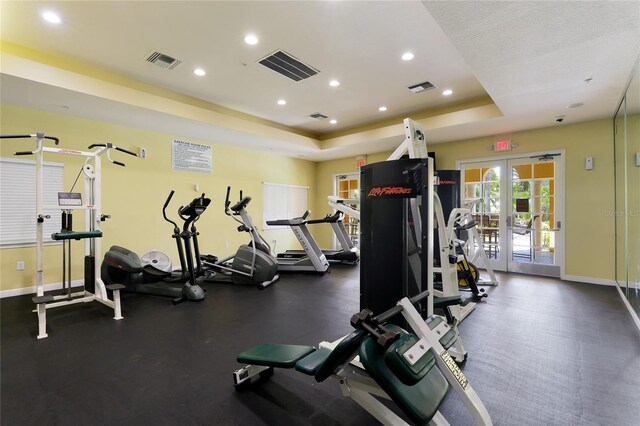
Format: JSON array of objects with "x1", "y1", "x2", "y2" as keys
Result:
[
  {"x1": 510, "y1": 160, "x2": 556, "y2": 267},
  {"x1": 464, "y1": 166, "x2": 502, "y2": 262},
  {"x1": 335, "y1": 174, "x2": 360, "y2": 248}
]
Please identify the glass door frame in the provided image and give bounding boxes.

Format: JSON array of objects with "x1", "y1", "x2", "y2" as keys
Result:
[
  {"x1": 457, "y1": 150, "x2": 565, "y2": 278},
  {"x1": 459, "y1": 159, "x2": 508, "y2": 272},
  {"x1": 333, "y1": 172, "x2": 360, "y2": 250}
]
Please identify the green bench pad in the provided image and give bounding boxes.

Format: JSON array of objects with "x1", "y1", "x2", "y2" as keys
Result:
[
  {"x1": 295, "y1": 348, "x2": 332, "y2": 375},
  {"x1": 51, "y1": 231, "x2": 103, "y2": 240},
  {"x1": 425, "y1": 315, "x2": 458, "y2": 350},
  {"x1": 237, "y1": 344, "x2": 315, "y2": 368},
  {"x1": 359, "y1": 334, "x2": 449, "y2": 425}
]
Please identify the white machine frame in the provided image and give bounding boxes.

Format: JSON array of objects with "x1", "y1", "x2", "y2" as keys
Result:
[
  {"x1": 235, "y1": 293, "x2": 493, "y2": 425},
  {"x1": 8, "y1": 133, "x2": 134, "y2": 339},
  {"x1": 462, "y1": 198, "x2": 499, "y2": 286}
]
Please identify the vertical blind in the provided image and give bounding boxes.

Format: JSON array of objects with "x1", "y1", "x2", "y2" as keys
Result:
[
  {"x1": 263, "y1": 183, "x2": 308, "y2": 229},
  {"x1": 0, "y1": 158, "x2": 63, "y2": 246}
]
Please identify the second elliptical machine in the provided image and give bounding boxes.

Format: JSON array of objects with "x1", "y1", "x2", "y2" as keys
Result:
[{"x1": 203, "y1": 187, "x2": 279, "y2": 289}]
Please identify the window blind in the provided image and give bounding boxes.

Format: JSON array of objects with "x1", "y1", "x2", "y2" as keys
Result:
[
  {"x1": 263, "y1": 183, "x2": 308, "y2": 229},
  {"x1": 0, "y1": 158, "x2": 63, "y2": 246}
]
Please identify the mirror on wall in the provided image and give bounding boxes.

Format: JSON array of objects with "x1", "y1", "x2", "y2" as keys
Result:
[
  {"x1": 625, "y1": 60, "x2": 639, "y2": 315},
  {"x1": 614, "y1": 56, "x2": 640, "y2": 317},
  {"x1": 614, "y1": 97, "x2": 626, "y2": 291}
]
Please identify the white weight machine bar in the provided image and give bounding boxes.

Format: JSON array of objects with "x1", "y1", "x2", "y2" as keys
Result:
[{"x1": 2, "y1": 133, "x2": 137, "y2": 339}]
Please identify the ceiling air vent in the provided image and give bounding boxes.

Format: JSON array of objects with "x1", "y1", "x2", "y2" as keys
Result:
[
  {"x1": 145, "y1": 51, "x2": 182, "y2": 70},
  {"x1": 408, "y1": 81, "x2": 436, "y2": 94},
  {"x1": 258, "y1": 50, "x2": 319, "y2": 82},
  {"x1": 309, "y1": 113, "x2": 328, "y2": 120}
]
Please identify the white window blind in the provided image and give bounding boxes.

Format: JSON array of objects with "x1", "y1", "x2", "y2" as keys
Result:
[
  {"x1": 0, "y1": 158, "x2": 63, "y2": 246},
  {"x1": 263, "y1": 183, "x2": 308, "y2": 229}
]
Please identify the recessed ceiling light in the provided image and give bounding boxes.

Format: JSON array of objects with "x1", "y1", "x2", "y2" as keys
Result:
[
  {"x1": 193, "y1": 68, "x2": 206, "y2": 76},
  {"x1": 401, "y1": 52, "x2": 414, "y2": 61},
  {"x1": 329, "y1": 119, "x2": 337, "y2": 124},
  {"x1": 277, "y1": 99, "x2": 287, "y2": 106},
  {"x1": 567, "y1": 102, "x2": 584, "y2": 109},
  {"x1": 329, "y1": 80, "x2": 340, "y2": 87},
  {"x1": 244, "y1": 34, "x2": 258, "y2": 45},
  {"x1": 442, "y1": 89, "x2": 453, "y2": 96},
  {"x1": 378, "y1": 106, "x2": 388, "y2": 112},
  {"x1": 42, "y1": 11, "x2": 62, "y2": 24}
]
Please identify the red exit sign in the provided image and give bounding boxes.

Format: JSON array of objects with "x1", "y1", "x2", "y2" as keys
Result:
[{"x1": 494, "y1": 139, "x2": 512, "y2": 151}]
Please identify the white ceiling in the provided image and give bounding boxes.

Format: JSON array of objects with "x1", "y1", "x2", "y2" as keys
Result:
[{"x1": 1, "y1": 1, "x2": 639, "y2": 161}]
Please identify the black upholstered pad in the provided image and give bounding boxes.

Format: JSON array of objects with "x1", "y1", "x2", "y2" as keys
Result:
[{"x1": 51, "y1": 231, "x2": 102, "y2": 240}]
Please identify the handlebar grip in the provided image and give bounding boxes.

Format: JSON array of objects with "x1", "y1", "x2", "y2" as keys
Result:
[
  {"x1": 225, "y1": 186, "x2": 231, "y2": 208},
  {"x1": 44, "y1": 136, "x2": 60, "y2": 145},
  {"x1": 1, "y1": 134, "x2": 33, "y2": 139},
  {"x1": 113, "y1": 161, "x2": 125, "y2": 167},
  {"x1": 115, "y1": 146, "x2": 138, "y2": 157},
  {"x1": 87, "y1": 143, "x2": 106, "y2": 149},
  {"x1": 15, "y1": 151, "x2": 34, "y2": 156},
  {"x1": 371, "y1": 290, "x2": 430, "y2": 324},
  {"x1": 164, "y1": 190, "x2": 175, "y2": 209}
]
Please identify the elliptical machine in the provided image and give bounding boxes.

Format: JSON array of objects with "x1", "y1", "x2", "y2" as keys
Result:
[
  {"x1": 101, "y1": 191, "x2": 208, "y2": 304},
  {"x1": 203, "y1": 187, "x2": 279, "y2": 289}
]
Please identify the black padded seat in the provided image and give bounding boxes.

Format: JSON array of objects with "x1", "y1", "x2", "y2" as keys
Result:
[
  {"x1": 237, "y1": 344, "x2": 315, "y2": 368},
  {"x1": 51, "y1": 231, "x2": 102, "y2": 240},
  {"x1": 359, "y1": 332, "x2": 450, "y2": 425},
  {"x1": 433, "y1": 295, "x2": 462, "y2": 308}
]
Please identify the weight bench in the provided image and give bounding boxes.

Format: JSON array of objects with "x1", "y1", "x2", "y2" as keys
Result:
[
  {"x1": 234, "y1": 328, "x2": 450, "y2": 425},
  {"x1": 234, "y1": 292, "x2": 493, "y2": 425}
]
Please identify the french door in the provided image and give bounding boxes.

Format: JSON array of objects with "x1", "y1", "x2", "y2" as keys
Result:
[
  {"x1": 334, "y1": 173, "x2": 360, "y2": 249},
  {"x1": 459, "y1": 153, "x2": 563, "y2": 277}
]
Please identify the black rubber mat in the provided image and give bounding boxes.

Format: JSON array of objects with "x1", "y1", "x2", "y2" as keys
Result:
[{"x1": 1, "y1": 267, "x2": 639, "y2": 425}]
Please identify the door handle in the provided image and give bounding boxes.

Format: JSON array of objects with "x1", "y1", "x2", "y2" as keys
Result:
[{"x1": 506, "y1": 216, "x2": 512, "y2": 228}]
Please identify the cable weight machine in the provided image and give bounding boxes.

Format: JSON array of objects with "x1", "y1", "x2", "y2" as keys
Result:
[{"x1": 0, "y1": 133, "x2": 138, "y2": 339}]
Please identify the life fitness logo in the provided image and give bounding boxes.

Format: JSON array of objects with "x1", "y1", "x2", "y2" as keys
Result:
[{"x1": 367, "y1": 185, "x2": 414, "y2": 198}]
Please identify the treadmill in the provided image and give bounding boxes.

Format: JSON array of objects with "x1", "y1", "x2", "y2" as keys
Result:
[
  {"x1": 277, "y1": 211, "x2": 359, "y2": 265},
  {"x1": 267, "y1": 211, "x2": 330, "y2": 273}
]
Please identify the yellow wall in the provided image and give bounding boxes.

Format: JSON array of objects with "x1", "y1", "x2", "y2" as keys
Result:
[
  {"x1": 314, "y1": 119, "x2": 616, "y2": 281},
  {"x1": 0, "y1": 104, "x2": 317, "y2": 291},
  {"x1": 314, "y1": 152, "x2": 390, "y2": 249},
  {"x1": 0, "y1": 103, "x2": 620, "y2": 291}
]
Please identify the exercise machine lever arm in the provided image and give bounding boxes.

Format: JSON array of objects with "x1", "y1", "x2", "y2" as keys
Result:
[{"x1": 1, "y1": 133, "x2": 59, "y2": 144}]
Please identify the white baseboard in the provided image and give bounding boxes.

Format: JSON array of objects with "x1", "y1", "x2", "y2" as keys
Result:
[
  {"x1": 1, "y1": 280, "x2": 84, "y2": 299},
  {"x1": 562, "y1": 274, "x2": 617, "y2": 287}
]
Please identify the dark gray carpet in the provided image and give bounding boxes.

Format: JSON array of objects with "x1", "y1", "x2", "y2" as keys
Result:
[{"x1": 1, "y1": 267, "x2": 639, "y2": 425}]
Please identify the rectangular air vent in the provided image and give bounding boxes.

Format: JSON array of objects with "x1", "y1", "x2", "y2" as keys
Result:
[
  {"x1": 258, "y1": 50, "x2": 319, "y2": 82},
  {"x1": 145, "y1": 51, "x2": 182, "y2": 70},
  {"x1": 309, "y1": 113, "x2": 328, "y2": 120},
  {"x1": 408, "y1": 81, "x2": 435, "y2": 94}
]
